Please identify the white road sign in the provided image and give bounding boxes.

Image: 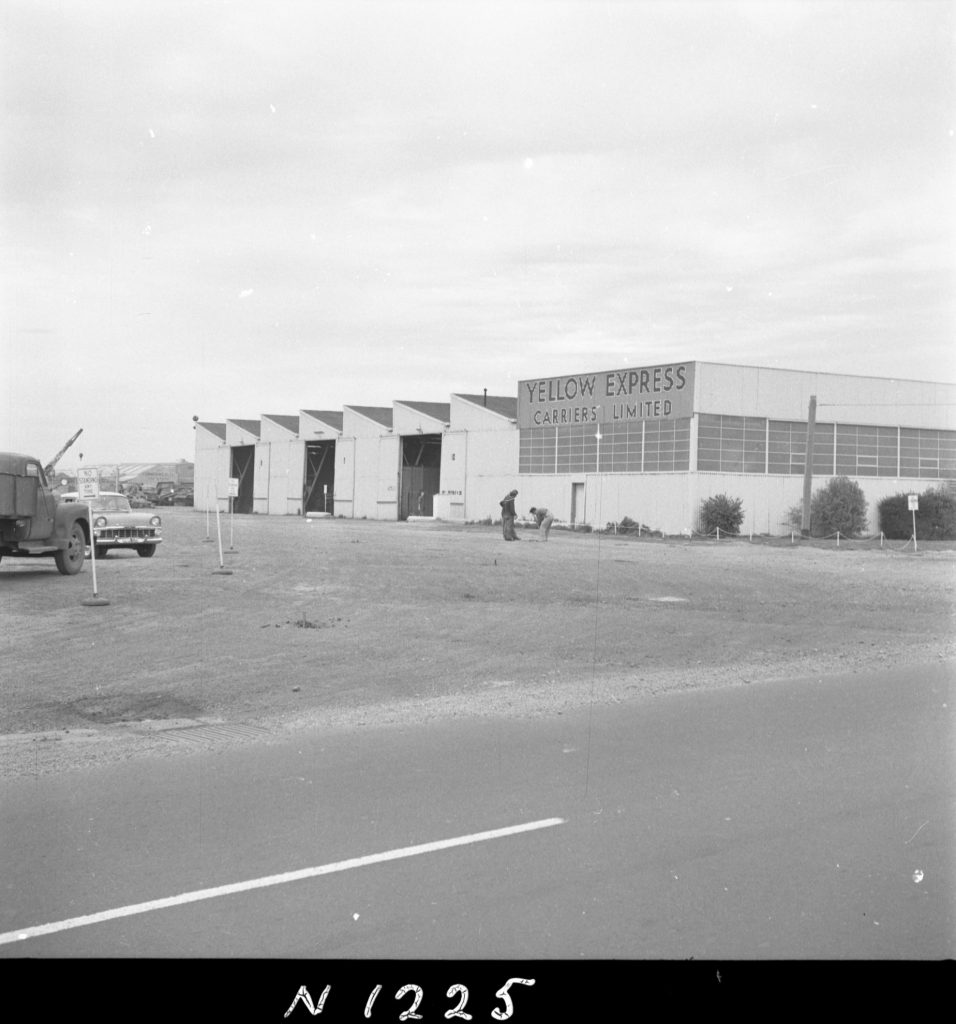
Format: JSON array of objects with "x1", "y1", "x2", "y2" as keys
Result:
[
  {"x1": 908, "y1": 494, "x2": 919, "y2": 511},
  {"x1": 77, "y1": 467, "x2": 100, "y2": 499}
]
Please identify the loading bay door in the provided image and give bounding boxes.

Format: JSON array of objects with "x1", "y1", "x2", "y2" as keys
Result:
[
  {"x1": 230, "y1": 446, "x2": 255, "y2": 514},
  {"x1": 400, "y1": 434, "x2": 441, "y2": 519},
  {"x1": 304, "y1": 441, "x2": 336, "y2": 514}
]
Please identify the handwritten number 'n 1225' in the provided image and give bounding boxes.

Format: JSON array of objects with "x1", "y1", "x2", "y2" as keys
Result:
[{"x1": 285, "y1": 978, "x2": 535, "y2": 1020}]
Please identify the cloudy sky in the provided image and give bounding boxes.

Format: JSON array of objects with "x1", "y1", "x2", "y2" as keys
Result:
[{"x1": 2, "y1": 0, "x2": 953, "y2": 466}]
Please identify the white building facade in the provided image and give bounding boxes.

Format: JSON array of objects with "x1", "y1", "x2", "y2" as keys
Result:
[
  {"x1": 194, "y1": 361, "x2": 955, "y2": 535},
  {"x1": 516, "y1": 361, "x2": 956, "y2": 535}
]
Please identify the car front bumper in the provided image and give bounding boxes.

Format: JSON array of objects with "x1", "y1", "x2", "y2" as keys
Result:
[{"x1": 93, "y1": 531, "x2": 162, "y2": 545}]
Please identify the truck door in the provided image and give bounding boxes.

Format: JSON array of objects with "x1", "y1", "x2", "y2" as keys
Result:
[{"x1": 25, "y1": 460, "x2": 55, "y2": 539}]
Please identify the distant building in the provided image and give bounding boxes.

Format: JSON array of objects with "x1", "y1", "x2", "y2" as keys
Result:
[
  {"x1": 55, "y1": 460, "x2": 193, "y2": 494},
  {"x1": 193, "y1": 362, "x2": 956, "y2": 535}
]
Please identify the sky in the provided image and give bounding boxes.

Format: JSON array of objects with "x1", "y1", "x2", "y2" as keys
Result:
[{"x1": 2, "y1": 0, "x2": 954, "y2": 467}]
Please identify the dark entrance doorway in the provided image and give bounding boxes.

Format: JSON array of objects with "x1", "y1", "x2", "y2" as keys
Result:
[
  {"x1": 304, "y1": 441, "x2": 336, "y2": 514},
  {"x1": 230, "y1": 446, "x2": 255, "y2": 514},
  {"x1": 400, "y1": 435, "x2": 441, "y2": 519}
]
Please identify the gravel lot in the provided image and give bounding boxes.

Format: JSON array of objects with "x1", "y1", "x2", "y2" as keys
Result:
[{"x1": 2, "y1": 510, "x2": 954, "y2": 777}]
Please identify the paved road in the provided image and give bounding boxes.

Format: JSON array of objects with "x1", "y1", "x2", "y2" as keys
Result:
[{"x1": 2, "y1": 662, "x2": 952, "y2": 970}]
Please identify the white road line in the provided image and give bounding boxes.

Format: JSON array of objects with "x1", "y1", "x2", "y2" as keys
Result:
[{"x1": 0, "y1": 817, "x2": 565, "y2": 947}]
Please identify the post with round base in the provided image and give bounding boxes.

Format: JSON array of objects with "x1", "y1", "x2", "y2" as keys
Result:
[
  {"x1": 227, "y1": 495, "x2": 237, "y2": 553},
  {"x1": 82, "y1": 500, "x2": 110, "y2": 606},
  {"x1": 212, "y1": 502, "x2": 233, "y2": 575},
  {"x1": 203, "y1": 486, "x2": 214, "y2": 542}
]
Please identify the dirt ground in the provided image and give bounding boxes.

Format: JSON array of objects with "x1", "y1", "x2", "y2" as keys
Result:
[{"x1": 2, "y1": 510, "x2": 954, "y2": 778}]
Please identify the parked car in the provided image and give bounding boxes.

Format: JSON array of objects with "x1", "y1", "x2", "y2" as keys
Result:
[{"x1": 61, "y1": 491, "x2": 162, "y2": 558}]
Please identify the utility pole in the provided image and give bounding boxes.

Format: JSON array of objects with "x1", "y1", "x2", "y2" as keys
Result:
[{"x1": 801, "y1": 395, "x2": 817, "y2": 537}]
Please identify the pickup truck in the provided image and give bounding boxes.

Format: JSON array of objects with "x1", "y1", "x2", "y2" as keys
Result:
[{"x1": 0, "y1": 452, "x2": 89, "y2": 574}]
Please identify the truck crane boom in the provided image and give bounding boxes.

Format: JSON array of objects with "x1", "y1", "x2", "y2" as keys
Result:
[{"x1": 44, "y1": 428, "x2": 83, "y2": 478}]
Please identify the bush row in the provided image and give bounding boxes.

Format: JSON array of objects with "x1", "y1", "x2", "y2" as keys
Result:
[{"x1": 618, "y1": 480, "x2": 956, "y2": 539}]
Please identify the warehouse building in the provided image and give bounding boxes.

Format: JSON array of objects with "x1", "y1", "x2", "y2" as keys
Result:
[
  {"x1": 516, "y1": 361, "x2": 955, "y2": 534},
  {"x1": 194, "y1": 361, "x2": 956, "y2": 535}
]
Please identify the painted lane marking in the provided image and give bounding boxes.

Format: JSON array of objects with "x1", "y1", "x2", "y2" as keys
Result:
[{"x1": 0, "y1": 817, "x2": 565, "y2": 946}]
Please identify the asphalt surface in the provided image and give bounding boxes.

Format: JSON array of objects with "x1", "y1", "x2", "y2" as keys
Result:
[{"x1": 2, "y1": 660, "x2": 952, "y2": 971}]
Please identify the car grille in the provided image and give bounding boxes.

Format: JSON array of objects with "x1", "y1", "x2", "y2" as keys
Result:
[{"x1": 96, "y1": 527, "x2": 159, "y2": 540}]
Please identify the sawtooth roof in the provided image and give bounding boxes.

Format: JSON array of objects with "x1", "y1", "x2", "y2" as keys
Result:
[
  {"x1": 263, "y1": 414, "x2": 300, "y2": 433},
  {"x1": 302, "y1": 410, "x2": 344, "y2": 431},
  {"x1": 454, "y1": 394, "x2": 518, "y2": 419},
  {"x1": 345, "y1": 405, "x2": 393, "y2": 428},
  {"x1": 227, "y1": 419, "x2": 261, "y2": 437},
  {"x1": 395, "y1": 401, "x2": 451, "y2": 422}
]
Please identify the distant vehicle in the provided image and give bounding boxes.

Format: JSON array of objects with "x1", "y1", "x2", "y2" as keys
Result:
[
  {"x1": 151, "y1": 484, "x2": 193, "y2": 507},
  {"x1": 0, "y1": 451, "x2": 89, "y2": 574},
  {"x1": 61, "y1": 491, "x2": 162, "y2": 558}
]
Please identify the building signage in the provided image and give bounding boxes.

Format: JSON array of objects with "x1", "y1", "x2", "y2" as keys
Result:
[{"x1": 517, "y1": 362, "x2": 695, "y2": 428}]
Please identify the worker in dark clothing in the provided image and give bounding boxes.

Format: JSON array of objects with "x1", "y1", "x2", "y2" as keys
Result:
[
  {"x1": 529, "y1": 506, "x2": 554, "y2": 541},
  {"x1": 500, "y1": 489, "x2": 519, "y2": 540}
]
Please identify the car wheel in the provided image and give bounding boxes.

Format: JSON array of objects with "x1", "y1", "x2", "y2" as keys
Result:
[
  {"x1": 55, "y1": 523, "x2": 86, "y2": 575},
  {"x1": 136, "y1": 545, "x2": 156, "y2": 558},
  {"x1": 94, "y1": 545, "x2": 109, "y2": 559}
]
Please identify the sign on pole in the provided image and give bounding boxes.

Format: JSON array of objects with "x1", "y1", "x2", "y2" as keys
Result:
[
  {"x1": 908, "y1": 494, "x2": 919, "y2": 552},
  {"x1": 226, "y1": 477, "x2": 239, "y2": 551},
  {"x1": 77, "y1": 467, "x2": 100, "y2": 500},
  {"x1": 76, "y1": 468, "x2": 108, "y2": 605}
]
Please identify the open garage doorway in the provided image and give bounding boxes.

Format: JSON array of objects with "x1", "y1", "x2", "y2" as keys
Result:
[
  {"x1": 230, "y1": 446, "x2": 255, "y2": 513},
  {"x1": 304, "y1": 441, "x2": 336, "y2": 514},
  {"x1": 400, "y1": 435, "x2": 441, "y2": 519}
]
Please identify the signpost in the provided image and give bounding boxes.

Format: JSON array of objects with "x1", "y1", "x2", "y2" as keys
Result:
[
  {"x1": 211, "y1": 502, "x2": 233, "y2": 575},
  {"x1": 203, "y1": 484, "x2": 213, "y2": 542},
  {"x1": 908, "y1": 494, "x2": 919, "y2": 552},
  {"x1": 227, "y1": 477, "x2": 239, "y2": 551},
  {"x1": 77, "y1": 467, "x2": 109, "y2": 606},
  {"x1": 77, "y1": 466, "x2": 98, "y2": 501}
]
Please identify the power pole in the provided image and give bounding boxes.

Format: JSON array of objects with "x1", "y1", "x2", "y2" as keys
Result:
[{"x1": 801, "y1": 395, "x2": 817, "y2": 537}]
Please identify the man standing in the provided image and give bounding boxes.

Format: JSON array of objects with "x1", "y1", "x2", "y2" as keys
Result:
[
  {"x1": 500, "y1": 489, "x2": 519, "y2": 541},
  {"x1": 529, "y1": 506, "x2": 554, "y2": 541}
]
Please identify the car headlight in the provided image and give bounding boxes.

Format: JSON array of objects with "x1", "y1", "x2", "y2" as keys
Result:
[
  {"x1": 150, "y1": 515, "x2": 162, "y2": 527},
  {"x1": 94, "y1": 516, "x2": 108, "y2": 528}
]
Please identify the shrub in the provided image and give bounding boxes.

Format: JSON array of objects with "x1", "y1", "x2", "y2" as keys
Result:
[
  {"x1": 785, "y1": 503, "x2": 805, "y2": 532},
  {"x1": 810, "y1": 476, "x2": 867, "y2": 537},
  {"x1": 919, "y1": 488, "x2": 956, "y2": 538},
  {"x1": 700, "y1": 494, "x2": 744, "y2": 536},
  {"x1": 879, "y1": 487, "x2": 956, "y2": 540},
  {"x1": 878, "y1": 492, "x2": 913, "y2": 539},
  {"x1": 614, "y1": 516, "x2": 653, "y2": 535}
]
